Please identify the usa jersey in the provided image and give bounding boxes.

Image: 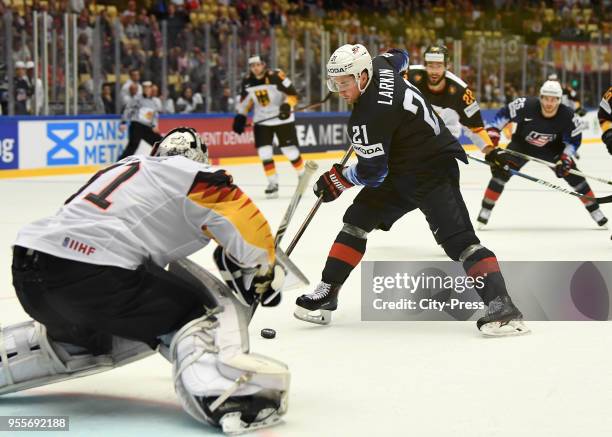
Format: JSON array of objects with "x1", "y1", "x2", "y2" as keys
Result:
[
  {"x1": 343, "y1": 49, "x2": 466, "y2": 187},
  {"x1": 121, "y1": 95, "x2": 159, "y2": 127},
  {"x1": 488, "y1": 96, "x2": 582, "y2": 156},
  {"x1": 15, "y1": 156, "x2": 275, "y2": 271},
  {"x1": 407, "y1": 65, "x2": 491, "y2": 150},
  {"x1": 599, "y1": 87, "x2": 612, "y2": 134},
  {"x1": 236, "y1": 69, "x2": 298, "y2": 126}
]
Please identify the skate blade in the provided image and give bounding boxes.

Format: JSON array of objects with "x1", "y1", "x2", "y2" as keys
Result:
[
  {"x1": 480, "y1": 319, "x2": 530, "y2": 337},
  {"x1": 266, "y1": 192, "x2": 280, "y2": 199},
  {"x1": 476, "y1": 222, "x2": 488, "y2": 230},
  {"x1": 293, "y1": 306, "x2": 332, "y2": 325}
]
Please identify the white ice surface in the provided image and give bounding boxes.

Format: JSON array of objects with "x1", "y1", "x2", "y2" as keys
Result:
[{"x1": 1, "y1": 146, "x2": 612, "y2": 437}]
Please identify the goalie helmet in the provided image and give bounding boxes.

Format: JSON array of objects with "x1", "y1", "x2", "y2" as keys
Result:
[
  {"x1": 151, "y1": 127, "x2": 208, "y2": 164},
  {"x1": 326, "y1": 44, "x2": 373, "y2": 93},
  {"x1": 539, "y1": 80, "x2": 563, "y2": 99}
]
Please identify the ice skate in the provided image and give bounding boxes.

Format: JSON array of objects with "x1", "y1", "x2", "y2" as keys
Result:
[
  {"x1": 265, "y1": 182, "x2": 279, "y2": 199},
  {"x1": 294, "y1": 282, "x2": 341, "y2": 325},
  {"x1": 590, "y1": 209, "x2": 608, "y2": 229},
  {"x1": 477, "y1": 296, "x2": 530, "y2": 337},
  {"x1": 476, "y1": 207, "x2": 491, "y2": 229}
]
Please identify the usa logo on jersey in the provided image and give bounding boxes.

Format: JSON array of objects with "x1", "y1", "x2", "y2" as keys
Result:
[{"x1": 525, "y1": 131, "x2": 555, "y2": 147}]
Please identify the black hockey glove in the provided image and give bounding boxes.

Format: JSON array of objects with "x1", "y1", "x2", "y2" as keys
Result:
[
  {"x1": 278, "y1": 103, "x2": 292, "y2": 121},
  {"x1": 252, "y1": 264, "x2": 286, "y2": 307},
  {"x1": 232, "y1": 114, "x2": 247, "y2": 134},
  {"x1": 485, "y1": 148, "x2": 512, "y2": 178},
  {"x1": 314, "y1": 164, "x2": 354, "y2": 202},
  {"x1": 602, "y1": 129, "x2": 612, "y2": 155},
  {"x1": 486, "y1": 127, "x2": 501, "y2": 148},
  {"x1": 555, "y1": 153, "x2": 574, "y2": 178}
]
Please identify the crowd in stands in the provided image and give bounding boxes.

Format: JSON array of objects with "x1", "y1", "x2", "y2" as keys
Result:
[{"x1": 1, "y1": 0, "x2": 610, "y2": 115}]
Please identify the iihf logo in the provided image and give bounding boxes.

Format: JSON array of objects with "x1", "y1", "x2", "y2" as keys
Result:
[{"x1": 62, "y1": 236, "x2": 96, "y2": 256}]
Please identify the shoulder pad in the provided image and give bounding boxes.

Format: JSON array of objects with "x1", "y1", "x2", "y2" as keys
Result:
[{"x1": 444, "y1": 71, "x2": 468, "y2": 89}]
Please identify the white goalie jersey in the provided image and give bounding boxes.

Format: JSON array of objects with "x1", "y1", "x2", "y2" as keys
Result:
[{"x1": 14, "y1": 155, "x2": 275, "y2": 271}]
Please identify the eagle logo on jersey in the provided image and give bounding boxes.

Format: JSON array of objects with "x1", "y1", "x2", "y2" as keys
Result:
[
  {"x1": 525, "y1": 131, "x2": 555, "y2": 147},
  {"x1": 255, "y1": 90, "x2": 271, "y2": 106}
]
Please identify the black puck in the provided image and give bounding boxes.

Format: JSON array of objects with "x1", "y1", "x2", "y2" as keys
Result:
[{"x1": 261, "y1": 328, "x2": 276, "y2": 339}]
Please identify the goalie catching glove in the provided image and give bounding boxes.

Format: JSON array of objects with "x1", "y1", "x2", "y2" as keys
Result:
[{"x1": 313, "y1": 164, "x2": 354, "y2": 202}]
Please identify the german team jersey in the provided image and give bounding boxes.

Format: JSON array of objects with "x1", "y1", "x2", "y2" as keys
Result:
[
  {"x1": 15, "y1": 155, "x2": 275, "y2": 271},
  {"x1": 598, "y1": 86, "x2": 612, "y2": 134},
  {"x1": 236, "y1": 69, "x2": 298, "y2": 126},
  {"x1": 407, "y1": 65, "x2": 491, "y2": 150}
]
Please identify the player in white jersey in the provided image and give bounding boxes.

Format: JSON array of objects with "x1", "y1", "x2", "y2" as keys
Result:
[
  {"x1": 118, "y1": 81, "x2": 162, "y2": 160},
  {"x1": 2, "y1": 127, "x2": 290, "y2": 435},
  {"x1": 232, "y1": 55, "x2": 305, "y2": 198}
]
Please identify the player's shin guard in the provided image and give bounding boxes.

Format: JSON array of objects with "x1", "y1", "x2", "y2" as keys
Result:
[
  {"x1": 570, "y1": 180, "x2": 608, "y2": 227},
  {"x1": 0, "y1": 320, "x2": 154, "y2": 395},
  {"x1": 478, "y1": 176, "x2": 507, "y2": 227},
  {"x1": 294, "y1": 224, "x2": 367, "y2": 325},
  {"x1": 459, "y1": 244, "x2": 529, "y2": 337},
  {"x1": 280, "y1": 146, "x2": 304, "y2": 176}
]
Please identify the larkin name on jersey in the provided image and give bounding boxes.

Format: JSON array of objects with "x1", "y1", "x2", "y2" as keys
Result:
[
  {"x1": 407, "y1": 66, "x2": 491, "y2": 149},
  {"x1": 341, "y1": 48, "x2": 465, "y2": 188},
  {"x1": 236, "y1": 69, "x2": 298, "y2": 126}
]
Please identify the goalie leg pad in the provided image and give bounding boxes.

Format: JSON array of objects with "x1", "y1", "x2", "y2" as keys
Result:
[
  {"x1": 167, "y1": 259, "x2": 290, "y2": 434},
  {"x1": 0, "y1": 320, "x2": 154, "y2": 396}
]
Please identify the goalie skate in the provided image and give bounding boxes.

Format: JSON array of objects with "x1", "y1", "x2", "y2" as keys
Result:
[
  {"x1": 477, "y1": 296, "x2": 530, "y2": 337},
  {"x1": 294, "y1": 282, "x2": 340, "y2": 325}
]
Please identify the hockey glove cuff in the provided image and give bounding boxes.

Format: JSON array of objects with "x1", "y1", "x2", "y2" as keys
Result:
[
  {"x1": 602, "y1": 129, "x2": 612, "y2": 155},
  {"x1": 486, "y1": 127, "x2": 501, "y2": 148}
]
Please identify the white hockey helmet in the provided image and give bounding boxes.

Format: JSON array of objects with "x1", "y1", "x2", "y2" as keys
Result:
[
  {"x1": 539, "y1": 80, "x2": 563, "y2": 99},
  {"x1": 326, "y1": 44, "x2": 373, "y2": 93},
  {"x1": 152, "y1": 127, "x2": 208, "y2": 164}
]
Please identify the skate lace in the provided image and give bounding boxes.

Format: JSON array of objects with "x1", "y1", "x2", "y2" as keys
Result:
[{"x1": 310, "y1": 282, "x2": 331, "y2": 300}]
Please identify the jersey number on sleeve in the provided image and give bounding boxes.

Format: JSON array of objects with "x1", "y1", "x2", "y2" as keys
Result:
[
  {"x1": 402, "y1": 80, "x2": 441, "y2": 134},
  {"x1": 66, "y1": 161, "x2": 141, "y2": 210}
]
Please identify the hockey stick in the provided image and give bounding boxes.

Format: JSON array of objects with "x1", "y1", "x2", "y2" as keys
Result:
[
  {"x1": 275, "y1": 160, "x2": 319, "y2": 247},
  {"x1": 503, "y1": 149, "x2": 612, "y2": 186},
  {"x1": 285, "y1": 145, "x2": 355, "y2": 256},
  {"x1": 253, "y1": 163, "x2": 318, "y2": 308},
  {"x1": 246, "y1": 92, "x2": 333, "y2": 127},
  {"x1": 468, "y1": 155, "x2": 612, "y2": 204}
]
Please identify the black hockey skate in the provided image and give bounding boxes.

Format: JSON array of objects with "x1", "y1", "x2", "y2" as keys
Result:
[
  {"x1": 294, "y1": 282, "x2": 341, "y2": 325},
  {"x1": 477, "y1": 296, "x2": 530, "y2": 337},
  {"x1": 265, "y1": 183, "x2": 279, "y2": 199},
  {"x1": 590, "y1": 208, "x2": 608, "y2": 228}
]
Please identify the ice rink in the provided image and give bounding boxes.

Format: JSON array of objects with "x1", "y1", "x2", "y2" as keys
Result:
[{"x1": 1, "y1": 144, "x2": 612, "y2": 437}]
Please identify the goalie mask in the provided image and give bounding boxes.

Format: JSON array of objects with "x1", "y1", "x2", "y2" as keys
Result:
[
  {"x1": 326, "y1": 44, "x2": 373, "y2": 94},
  {"x1": 152, "y1": 127, "x2": 209, "y2": 164}
]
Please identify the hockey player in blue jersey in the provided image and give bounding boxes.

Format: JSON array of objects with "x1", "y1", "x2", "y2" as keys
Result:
[
  {"x1": 294, "y1": 44, "x2": 529, "y2": 337},
  {"x1": 477, "y1": 80, "x2": 608, "y2": 228}
]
